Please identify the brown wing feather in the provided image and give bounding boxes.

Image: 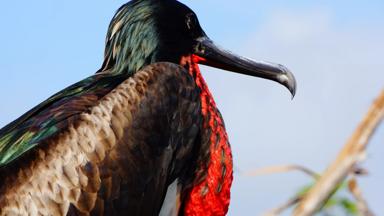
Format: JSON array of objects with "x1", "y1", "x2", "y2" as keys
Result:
[{"x1": 0, "y1": 62, "x2": 202, "y2": 216}]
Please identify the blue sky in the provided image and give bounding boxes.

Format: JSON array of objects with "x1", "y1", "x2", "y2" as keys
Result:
[{"x1": 0, "y1": 1, "x2": 383, "y2": 215}]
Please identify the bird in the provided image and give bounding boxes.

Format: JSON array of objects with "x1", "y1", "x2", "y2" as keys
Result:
[{"x1": 0, "y1": 0, "x2": 296, "y2": 215}]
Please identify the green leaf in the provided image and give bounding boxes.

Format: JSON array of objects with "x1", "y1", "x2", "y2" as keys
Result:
[{"x1": 338, "y1": 198, "x2": 358, "y2": 215}]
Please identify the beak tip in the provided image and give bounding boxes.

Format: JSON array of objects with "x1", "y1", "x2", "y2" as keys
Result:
[
  {"x1": 276, "y1": 65, "x2": 297, "y2": 99},
  {"x1": 287, "y1": 72, "x2": 297, "y2": 99}
]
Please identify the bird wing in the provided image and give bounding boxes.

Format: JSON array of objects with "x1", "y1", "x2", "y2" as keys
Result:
[
  {"x1": 0, "y1": 70, "x2": 126, "y2": 166},
  {"x1": 0, "y1": 62, "x2": 202, "y2": 216}
]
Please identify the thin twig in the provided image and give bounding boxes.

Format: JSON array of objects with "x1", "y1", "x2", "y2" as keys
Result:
[
  {"x1": 262, "y1": 196, "x2": 302, "y2": 216},
  {"x1": 348, "y1": 177, "x2": 375, "y2": 216},
  {"x1": 294, "y1": 89, "x2": 384, "y2": 216},
  {"x1": 244, "y1": 164, "x2": 318, "y2": 179}
]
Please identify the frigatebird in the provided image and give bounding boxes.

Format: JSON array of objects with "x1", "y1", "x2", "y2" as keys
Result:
[{"x1": 0, "y1": 0, "x2": 296, "y2": 215}]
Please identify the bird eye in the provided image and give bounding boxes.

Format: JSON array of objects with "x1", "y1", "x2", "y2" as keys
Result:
[{"x1": 186, "y1": 13, "x2": 198, "y2": 30}]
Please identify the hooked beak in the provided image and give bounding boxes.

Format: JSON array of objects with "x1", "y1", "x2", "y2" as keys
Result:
[{"x1": 193, "y1": 37, "x2": 297, "y2": 98}]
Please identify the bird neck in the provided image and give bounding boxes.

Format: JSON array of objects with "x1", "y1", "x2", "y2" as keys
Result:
[{"x1": 180, "y1": 55, "x2": 234, "y2": 216}]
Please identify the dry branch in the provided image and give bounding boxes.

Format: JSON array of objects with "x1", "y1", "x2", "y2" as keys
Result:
[{"x1": 293, "y1": 89, "x2": 384, "y2": 216}]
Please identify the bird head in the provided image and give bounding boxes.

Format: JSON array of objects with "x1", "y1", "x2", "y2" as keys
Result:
[{"x1": 100, "y1": 0, "x2": 296, "y2": 97}]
